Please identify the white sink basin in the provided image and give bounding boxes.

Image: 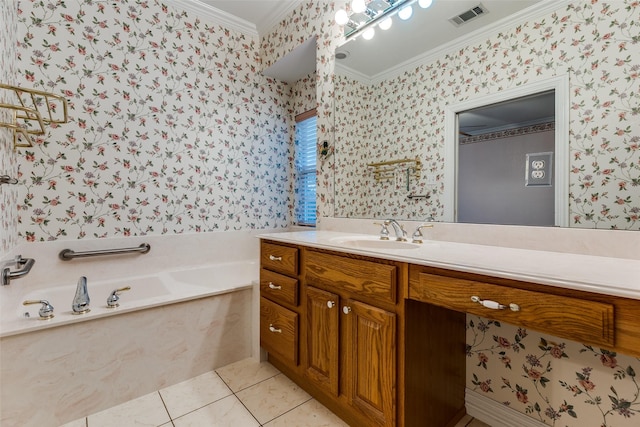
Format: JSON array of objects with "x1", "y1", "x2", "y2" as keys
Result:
[{"x1": 329, "y1": 236, "x2": 421, "y2": 250}]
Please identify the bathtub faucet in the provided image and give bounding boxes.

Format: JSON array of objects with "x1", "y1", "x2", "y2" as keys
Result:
[{"x1": 72, "y1": 276, "x2": 90, "y2": 314}]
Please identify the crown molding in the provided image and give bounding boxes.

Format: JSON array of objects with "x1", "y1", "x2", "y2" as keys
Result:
[
  {"x1": 255, "y1": 1, "x2": 305, "y2": 36},
  {"x1": 164, "y1": 1, "x2": 305, "y2": 37},
  {"x1": 164, "y1": 0, "x2": 258, "y2": 37},
  {"x1": 370, "y1": 0, "x2": 573, "y2": 85}
]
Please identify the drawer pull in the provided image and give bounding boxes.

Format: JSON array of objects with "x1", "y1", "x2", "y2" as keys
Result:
[
  {"x1": 342, "y1": 306, "x2": 352, "y2": 314},
  {"x1": 269, "y1": 324, "x2": 282, "y2": 333},
  {"x1": 327, "y1": 300, "x2": 336, "y2": 308},
  {"x1": 269, "y1": 255, "x2": 282, "y2": 261},
  {"x1": 471, "y1": 296, "x2": 520, "y2": 312},
  {"x1": 268, "y1": 282, "x2": 282, "y2": 290}
]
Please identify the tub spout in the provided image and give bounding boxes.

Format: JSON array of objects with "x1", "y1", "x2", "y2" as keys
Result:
[{"x1": 72, "y1": 276, "x2": 90, "y2": 314}]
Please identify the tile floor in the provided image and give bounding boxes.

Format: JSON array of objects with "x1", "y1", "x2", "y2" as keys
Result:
[{"x1": 59, "y1": 358, "x2": 490, "y2": 427}]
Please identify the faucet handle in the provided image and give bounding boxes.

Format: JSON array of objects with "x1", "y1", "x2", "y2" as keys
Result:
[
  {"x1": 373, "y1": 222, "x2": 390, "y2": 240},
  {"x1": 107, "y1": 286, "x2": 131, "y2": 308},
  {"x1": 412, "y1": 224, "x2": 434, "y2": 244},
  {"x1": 23, "y1": 299, "x2": 55, "y2": 319}
]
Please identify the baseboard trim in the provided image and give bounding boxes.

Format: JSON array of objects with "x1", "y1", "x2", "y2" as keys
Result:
[{"x1": 465, "y1": 389, "x2": 548, "y2": 427}]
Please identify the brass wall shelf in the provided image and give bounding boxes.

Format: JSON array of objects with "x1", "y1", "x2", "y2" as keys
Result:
[
  {"x1": 0, "y1": 83, "x2": 69, "y2": 149},
  {"x1": 367, "y1": 158, "x2": 422, "y2": 182}
]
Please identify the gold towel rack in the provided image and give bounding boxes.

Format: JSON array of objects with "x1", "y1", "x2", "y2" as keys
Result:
[
  {"x1": 367, "y1": 158, "x2": 422, "y2": 182},
  {"x1": 0, "y1": 83, "x2": 69, "y2": 149}
]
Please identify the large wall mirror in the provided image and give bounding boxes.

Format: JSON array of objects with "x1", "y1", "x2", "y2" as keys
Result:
[{"x1": 333, "y1": 0, "x2": 640, "y2": 231}]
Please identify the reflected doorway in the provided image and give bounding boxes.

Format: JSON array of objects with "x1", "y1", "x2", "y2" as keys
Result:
[
  {"x1": 444, "y1": 76, "x2": 569, "y2": 227},
  {"x1": 457, "y1": 91, "x2": 555, "y2": 226}
]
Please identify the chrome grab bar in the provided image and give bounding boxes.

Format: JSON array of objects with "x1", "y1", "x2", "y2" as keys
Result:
[
  {"x1": 2, "y1": 255, "x2": 36, "y2": 286},
  {"x1": 1, "y1": 175, "x2": 19, "y2": 185},
  {"x1": 59, "y1": 243, "x2": 151, "y2": 261}
]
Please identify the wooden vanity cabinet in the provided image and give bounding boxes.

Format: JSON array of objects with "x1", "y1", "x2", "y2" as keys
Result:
[
  {"x1": 304, "y1": 249, "x2": 401, "y2": 427},
  {"x1": 261, "y1": 238, "x2": 640, "y2": 427},
  {"x1": 408, "y1": 264, "x2": 640, "y2": 359},
  {"x1": 259, "y1": 241, "x2": 301, "y2": 365},
  {"x1": 260, "y1": 242, "x2": 408, "y2": 427}
]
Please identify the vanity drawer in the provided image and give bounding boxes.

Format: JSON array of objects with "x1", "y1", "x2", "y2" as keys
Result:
[
  {"x1": 305, "y1": 250, "x2": 397, "y2": 305},
  {"x1": 260, "y1": 269, "x2": 299, "y2": 306},
  {"x1": 260, "y1": 297, "x2": 299, "y2": 364},
  {"x1": 261, "y1": 241, "x2": 299, "y2": 276},
  {"x1": 411, "y1": 272, "x2": 615, "y2": 348}
]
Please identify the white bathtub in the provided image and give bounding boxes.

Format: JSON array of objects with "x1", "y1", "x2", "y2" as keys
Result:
[
  {"x1": 1, "y1": 261, "x2": 258, "y2": 337},
  {"x1": 0, "y1": 260, "x2": 258, "y2": 427}
]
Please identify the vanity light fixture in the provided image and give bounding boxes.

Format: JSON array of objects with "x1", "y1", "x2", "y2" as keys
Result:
[{"x1": 336, "y1": 0, "x2": 434, "y2": 42}]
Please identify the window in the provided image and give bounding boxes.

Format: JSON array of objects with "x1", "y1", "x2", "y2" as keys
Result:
[{"x1": 294, "y1": 109, "x2": 317, "y2": 226}]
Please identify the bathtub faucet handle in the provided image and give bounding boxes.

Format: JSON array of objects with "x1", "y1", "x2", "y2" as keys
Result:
[
  {"x1": 23, "y1": 299, "x2": 55, "y2": 319},
  {"x1": 107, "y1": 286, "x2": 131, "y2": 308}
]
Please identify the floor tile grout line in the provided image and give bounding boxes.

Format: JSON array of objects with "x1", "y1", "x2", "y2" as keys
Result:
[
  {"x1": 258, "y1": 396, "x2": 314, "y2": 426},
  {"x1": 165, "y1": 392, "x2": 236, "y2": 422},
  {"x1": 157, "y1": 390, "x2": 173, "y2": 422},
  {"x1": 215, "y1": 368, "x2": 282, "y2": 394}
]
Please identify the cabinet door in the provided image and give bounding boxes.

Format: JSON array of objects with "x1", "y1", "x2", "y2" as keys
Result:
[
  {"x1": 343, "y1": 299, "x2": 396, "y2": 427},
  {"x1": 305, "y1": 286, "x2": 340, "y2": 396}
]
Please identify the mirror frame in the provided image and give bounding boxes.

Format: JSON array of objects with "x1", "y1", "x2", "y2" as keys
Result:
[{"x1": 443, "y1": 74, "x2": 571, "y2": 227}]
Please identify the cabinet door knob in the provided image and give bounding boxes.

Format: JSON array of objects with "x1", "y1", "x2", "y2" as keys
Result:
[
  {"x1": 327, "y1": 301, "x2": 336, "y2": 308},
  {"x1": 269, "y1": 255, "x2": 282, "y2": 261},
  {"x1": 268, "y1": 324, "x2": 282, "y2": 333},
  {"x1": 342, "y1": 306, "x2": 351, "y2": 314},
  {"x1": 268, "y1": 282, "x2": 282, "y2": 290}
]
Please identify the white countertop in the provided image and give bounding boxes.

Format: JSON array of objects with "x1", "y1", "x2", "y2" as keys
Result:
[{"x1": 259, "y1": 230, "x2": 640, "y2": 301}]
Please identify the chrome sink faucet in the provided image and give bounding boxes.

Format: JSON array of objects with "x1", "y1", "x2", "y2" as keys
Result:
[
  {"x1": 385, "y1": 220, "x2": 408, "y2": 241},
  {"x1": 72, "y1": 276, "x2": 90, "y2": 314}
]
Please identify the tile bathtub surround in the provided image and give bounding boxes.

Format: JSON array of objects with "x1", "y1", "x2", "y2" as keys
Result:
[
  {"x1": 1, "y1": 289, "x2": 253, "y2": 427},
  {"x1": 0, "y1": 229, "x2": 264, "y2": 294}
]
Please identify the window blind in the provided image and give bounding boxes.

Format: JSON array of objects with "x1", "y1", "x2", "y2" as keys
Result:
[{"x1": 294, "y1": 112, "x2": 317, "y2": 226}]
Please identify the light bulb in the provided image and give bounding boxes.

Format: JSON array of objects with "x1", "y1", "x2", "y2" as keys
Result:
[
  {"x1": 398, "y1": 5, "x2": 413, "y2": 20},
  {"x1": 351, "y1": 0, "x2": 366, "y2": 14},
  {"x1": 335, "y1": 9, "x2": 349, "y2": 25},
  {"x1": 362, "y1": 27, "x2": 375, "y2": 40},
  {"x1": 379, "y1": 17, "x2": 392, "y2": 30},
  {"x1": 418, "y1": 0, "x2": 433, "y2": 8}
]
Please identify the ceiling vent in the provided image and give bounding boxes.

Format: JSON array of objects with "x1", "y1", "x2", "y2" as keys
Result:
[{"x1": 449, "y1": 4, "x2": 488, "y2": 27}]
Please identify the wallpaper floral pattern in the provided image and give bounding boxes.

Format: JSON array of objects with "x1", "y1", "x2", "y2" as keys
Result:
[
  {"x1": 261, "y1": 0, "x2": 344, "y2": 220},
  {"x1": 334, "y1": 0, "x2": 640, "y2": 230},
  {"x1": 14, "y1": 0, "x2": 293, "y2": 241},
  {"x1": 467, "y1": 315, "x2": 640, "y2": 426},
  {"x1": 5, "y1": 1, "x2": 640, "y2": 425},
  {"x1": 0, "y1": 0, "x2": 19, "y2": 255}
]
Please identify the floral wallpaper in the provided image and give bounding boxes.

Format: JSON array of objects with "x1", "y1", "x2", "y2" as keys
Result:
[
  {"x1": 14, "y1": 0, "x2": 293, "y2": 241},
  {"x1": 261, "y1": 1, "x2": 345, "y2": 219},
  {"x1": 334, "y1": 0, "x2": 640, "y2": 230},
  {"x1": 5, "y1": 0, "x2": 640, "y2": 425},
  {"x1": 467, "y1": 314, "x2": 640, "y2": 426},
  {"x1": 0, "y1": 0, "x2": 19, "y2": 255}
]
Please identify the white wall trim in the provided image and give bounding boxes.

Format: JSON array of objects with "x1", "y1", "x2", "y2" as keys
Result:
[
  {"x1": 164, "y1": 0, "x2": 304, "y2": 37},
  {"x1": 444, "y1": 74, "x2": 570, "y2": 226},
  {"x1": 466, "y1": 388, "x2": 548, "y2": 427},
  {"x1": 164, "y1": 0, "x2": 258, "y2": 37}
]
